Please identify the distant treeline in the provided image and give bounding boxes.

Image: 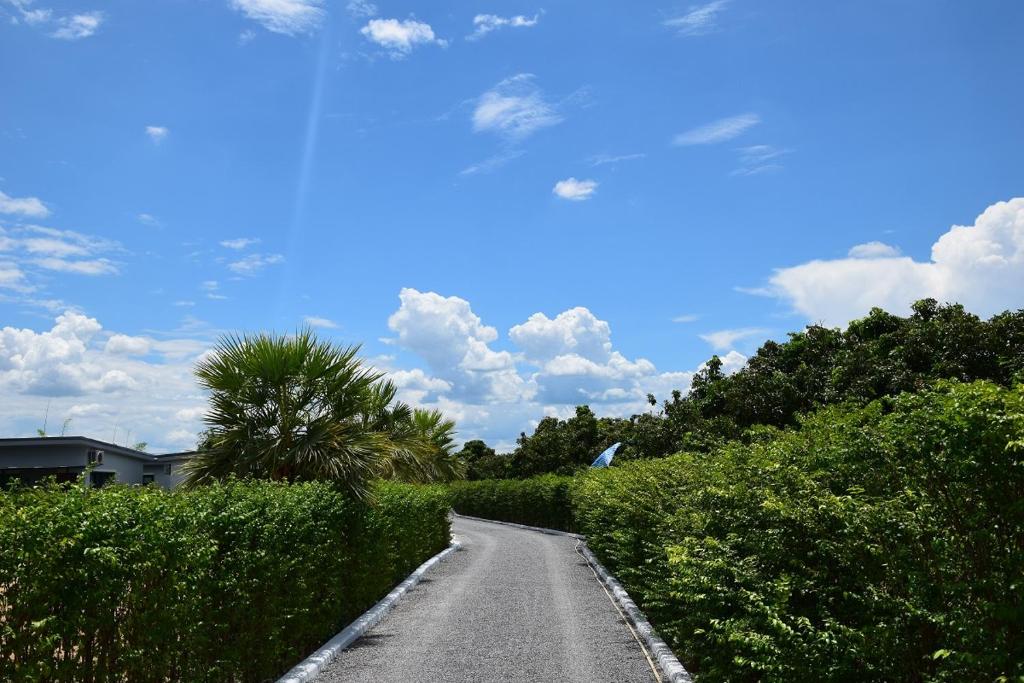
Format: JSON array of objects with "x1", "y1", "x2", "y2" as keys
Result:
[{"x1": 459, "y1": 299, "x2": 1024, "y2": 479}]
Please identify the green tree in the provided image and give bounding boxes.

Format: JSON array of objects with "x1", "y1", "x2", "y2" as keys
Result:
[{"x1": 183, "y1": 329, "x2": 463, "y2": 495}]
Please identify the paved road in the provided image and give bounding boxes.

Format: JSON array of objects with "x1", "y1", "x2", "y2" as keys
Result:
[{"x1": 315, "y1": 515, "x2": 659, "y2": 682}]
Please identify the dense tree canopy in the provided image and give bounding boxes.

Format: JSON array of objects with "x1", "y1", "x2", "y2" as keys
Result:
[{"x1": 469, "y1": 300, "x2": 1024, "y2": 479}]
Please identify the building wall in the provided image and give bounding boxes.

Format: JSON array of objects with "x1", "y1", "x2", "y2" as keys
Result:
[{"x1": 0, "y1": 443, "x2": 145, "y2": 485}]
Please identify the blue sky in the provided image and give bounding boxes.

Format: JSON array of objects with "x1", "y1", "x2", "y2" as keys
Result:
[{"x1": 2, "y1": 0, "x2": 1022, "y2": 451}]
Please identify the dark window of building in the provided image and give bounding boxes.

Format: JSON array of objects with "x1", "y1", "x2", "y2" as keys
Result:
[
  {"x1": 90, "y1": 471, "x2": 115, "y2": 487},
  {"x1": 142, "y1": 474, "x2": 155, "y2": 485}
]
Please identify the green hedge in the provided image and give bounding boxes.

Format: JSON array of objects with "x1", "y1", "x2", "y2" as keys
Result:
[
  {"x1": 449, "y1": 474, "x2": 577, "y2": 531},
  {"x1": 0, "y1": 479, "x2": 451, "y2": 682},
  {"x1": 453, "y1": 381, "x2": 1024, "y2": 682}
]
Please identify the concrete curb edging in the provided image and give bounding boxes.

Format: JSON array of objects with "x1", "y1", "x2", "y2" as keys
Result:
[
  {"x1": 276, "y1": 538, "x2": 462, "y2": 683},
  {"x1": 453, "y1": 513, "x2": 693, "y2": 683},
  {"x1": 577, "y1": 543, "x2": 694, "y2": 683}
]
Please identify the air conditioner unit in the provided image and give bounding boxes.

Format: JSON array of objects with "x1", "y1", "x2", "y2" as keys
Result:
[{"x1": 87, "y1": 449, "x2": 104, "y2": 465}]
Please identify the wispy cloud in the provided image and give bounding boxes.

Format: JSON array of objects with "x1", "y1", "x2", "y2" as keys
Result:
[
  {"x1": 699, "y1": 327, "x2": 768, "y2": 351},
  {"x1": 32, "y1": 257, "x2": 117, "y2": 276},
  {"x1": 304, "y1": 315, "x2": 338, "y2": 329},
  {"x1": 50, "y1": 11, "x2": 102, "y2": 40},
  {"x1": 0, "y1": 190, "x2": 50, "y2": 218},
  {"x1": 145, "y1": 126, "x2": 169, "y2": 144},
  {"x1": 227, "y1": 253, "x2": 284, "y2": 275},
  {"x1": 467, "y1": 13, "x2": 540, "y2": 41},
  {"x1": 673, "y1": 113, "x2": 759, "y2": 146},
  {"x1": 664, "y1": 0, "x2": 729, "y2": 36},
  {"x1": 732, "y1": 144, "x2": 790, "y2": 176},
  {"x1": 229, "y1": 0, "x2": 324, "y2": 36},
  {"x1": 473, "y1": 74, "x2": 562, "y2": 140},
  {"x1": 345, "y1": 0, "x2": 376, "y2": 18},
  {"x1": 220, "y1": 237, "x2": 260, "y2": 250},
  {"x1": 137, "y1": 213, "x2": 160, "y2": 227},
  {"x1": 360, "y1": 18, "x2": 447, "y2": 57},
  {"x1": 553, "y1": 178, "x2": 598, "y2": 201},
  {"x1": 588, "y1": 152, "x2": 646, "y2": 167},
  {"x1": 459, "y1": 149, "x2": 525, "y2": 176},
  {"x1": 672, "y1": 314, "x2": 699, "y2": 323}
]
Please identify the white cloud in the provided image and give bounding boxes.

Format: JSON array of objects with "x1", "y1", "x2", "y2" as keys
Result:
[
  {"x1": 303, "y1": 316, "x2": 338, "y2": 329},
  {"x1": 459, "y1": 149, "x2": 525, "y2": 176},
  {"x1": 104, "y1": 334, "x2": 151, "y2": 355},
  {"x1": 0, "y1": 262, "x2": 28, "y2": 291},
  {"x1": 145, "y1": 126, "x2": 169, "y2": 144},
  {"x1": 467, "y1": 13, "x2": 539, "y2": 40},
  {"x1": 732, "y1": 144, "x2": 790, "y2": 176},
  {"x1": 673, "y1": 113, "x2": 759, "y2": 146},
  {"x1": 381, "y1": 289, "x2": 753, "y2": 447},
  {"x1": 345, "y1": 0, "x2": 376, "y2": 18},
  {"x1": 0, "y1": 311, "x2": 211, "y2": 451},
  {"x1": 699, "y1": 327, "x2": 768, "y2": 351},
  {"x1": 229, "y1": 0, "x2": 324, "y2": 35},
  {"x1": 672, "y1": 314, "x2": 699, "y2": 323},
  {"x1": 847, "y1": 241, "x2": 901, "y2": 259},
  {"x1": 360, "y1": 18, "x2": 446, "y2": 57},
  {"x1": 32, "y1": 257, "x2": 117, "y2": 276},
  {"x1": 473, "y1": 74, "x2": 562, "y2": 140},
  {"x1": 664, "y1": 0, "x2": 729, "y2": 36},
  {"x1": 589, "y1": 152, "x2": 646, "y2": 167},
  {"x1": 7, "y1": 1, "x2": 51, "y2": 24},
  {"x1": 387, "y1": 288, "x2": 526, "y2": 403},
  {"x1": 759, "y1": 197, "x2": 1024, "y2": 326},
  {"x1": 553, "y1": 177, "x2": 598, "y2": 201},
  {"x1": 227, "y1": 253, "x2": 284, "y2": 275},
  {"x1": 0, "y1": 190, "x2": 50, "y2": 218},
  {"x1": 137, "y1": 213, "x2": 160, "y2": 227},
  {"x1": 220, "y1": 237, "x2": 260, "y2": 250},
  {"x1": 50, "y1": 11, "x2": 102, "y2": 40}
]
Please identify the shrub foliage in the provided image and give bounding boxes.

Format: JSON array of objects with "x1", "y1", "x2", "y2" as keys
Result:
[
  {"x1": 453, "y1": 381, "x2": 1024, "y2": 682},
  {"x1": 0, "y1": 480, "x2": 451, "y2": 682},
  {"x1": 449, "y1": 474, "x2": 577, "y2": 531}
]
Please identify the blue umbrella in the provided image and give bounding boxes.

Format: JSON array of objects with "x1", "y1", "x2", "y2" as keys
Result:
[{"x1": 591, "y1": 442, "x2": 621, "y2": 468}]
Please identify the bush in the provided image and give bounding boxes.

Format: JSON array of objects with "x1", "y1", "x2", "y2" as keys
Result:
[
  {"x1": 454, "y1": 382, "x2": 1024, "y2": 682},
  {"x1": 0, "y1": 479, "x2": 451, "y2": 682},
  {"x1": 449, "y1": 475, "x2": 577, "y2": 531}
]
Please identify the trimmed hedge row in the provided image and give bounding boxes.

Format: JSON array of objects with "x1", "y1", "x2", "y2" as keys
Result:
[
  {"x1": 0, "y1": 479, "x2": 451, "y2": 682},
  {"x1": 449, "y1": 474, "x2": 576, "y2": 531},
  {"x1": 451, "y1": 381, "x2": 1024, "y2": 682}
]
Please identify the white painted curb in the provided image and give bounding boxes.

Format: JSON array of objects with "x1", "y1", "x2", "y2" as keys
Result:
[
  {"x1": 454, "y1": 513, "x2": 693, "y2": 683},
  {"x1": 276, "y1": 538, "x2": 462, "y2": 683}
]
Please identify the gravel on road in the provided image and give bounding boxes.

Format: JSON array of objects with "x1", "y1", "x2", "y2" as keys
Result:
[{"x1": 313, "y1": 515, "x2": 659, "y2": 682}]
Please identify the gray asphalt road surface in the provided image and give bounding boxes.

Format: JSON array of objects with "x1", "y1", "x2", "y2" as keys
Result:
[{"x1": 314, "y1": 515, "x2": 659, "y2": 682}]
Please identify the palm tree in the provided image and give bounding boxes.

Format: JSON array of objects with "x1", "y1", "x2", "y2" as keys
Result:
[{"x1": 183, "y1": 329, "x2": 462, "y2": 496}]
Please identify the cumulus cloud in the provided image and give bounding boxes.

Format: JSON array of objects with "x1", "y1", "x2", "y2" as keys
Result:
[
  {"x1": 145, "y1": 126, "x2": 168, "y2": 144},
  {"x1": 229, "y1": 0, "x2": 323, "y2": 35},
  {"x1": 227, "y1": 252, "x2": 284, "y2": 275},
  {"x1": 360, "y1": 18, "x2": 446, "y2": 57},
  {"x1": 467, "y1": 13, "x2": 539, "y2": 40},
  {"x1": 473, "y1": 74, "x2": 562, "y2": 140},
  {"x1": 673, "y1": 113, "x2": 759, "y2": 146},
  {"x1": 0, "y1": 190, "x2": 50, "y2": 218},
  {"x1": 50, "y1": 11, "x2": 102, "y2": 39},
  {"x1": 552, "y1": 177, "x2": 598, "y2": 201},
  {"x1": 387, "y1": 288, "x2": 526, "y2": 403},
  {"x1": 758, "y1": 197, "x2": 1024, "y2": 326},
  {"x1": 381, "y1": 289, "x2": 752, "y2": 447},
  {"x1": 663, "y1": 0, "x2": 729, "y2": 36},
  {"x1": 0, "y1": 312, "x2": 211, "y2": 450}
]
